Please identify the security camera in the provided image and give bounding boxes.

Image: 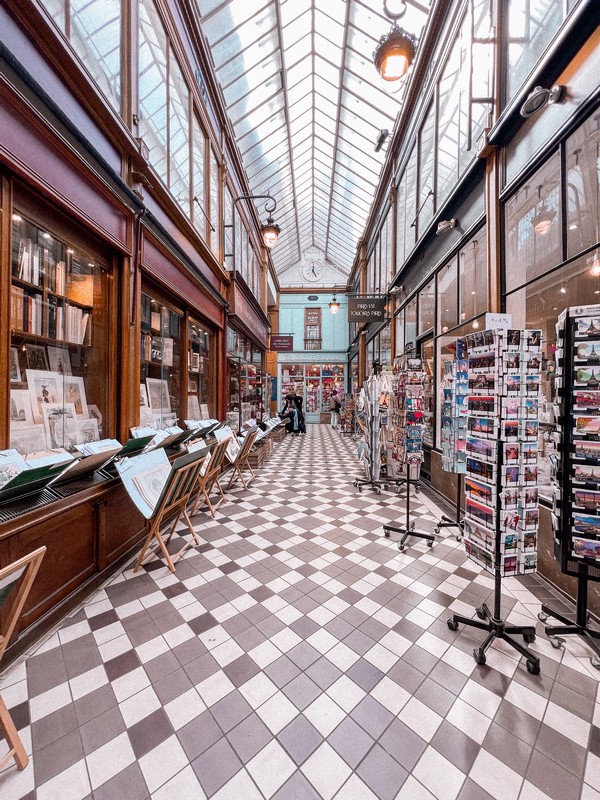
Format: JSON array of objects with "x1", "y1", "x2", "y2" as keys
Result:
[{"x1": 436, "y1": 218, "x2": 457, "y2": 235}]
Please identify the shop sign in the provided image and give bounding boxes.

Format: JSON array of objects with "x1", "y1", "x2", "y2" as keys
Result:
[
  {"x1": 270, "y1": 335, "x2": 294, "y2": 352},
  {"x1": 308, "y1": 295, "x2": 318, "y2": 301},
  {"x1": 281, "y1": 352, "x2": 345, "y2": 363},
  {"x1": 348, "y1": 296, "x2": 386, "y2": 322}
]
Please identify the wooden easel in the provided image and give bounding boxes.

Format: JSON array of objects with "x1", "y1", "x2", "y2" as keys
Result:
[
  {"x1": 0, "y1": 546, "x2": 46, "y2": 771},
  {"x1": 190, "y1": 437, "x2": 231, "y2": 517},
  {"x1": 227, "y1": 428, "x2": 259, "y2": 489},
  {"x1": 134, "y1": 451, "x2": 207, "y2": 573}
]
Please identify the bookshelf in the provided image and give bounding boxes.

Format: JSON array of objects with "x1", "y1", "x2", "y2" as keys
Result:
[{"x1": 9, "y1": 213, "x2": 109, "y2": 456}]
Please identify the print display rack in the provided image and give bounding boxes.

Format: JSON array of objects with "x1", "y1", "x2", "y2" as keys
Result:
[
  {"x1": 383, "y1": 355, "x2": 434, "y2": 551},
  {"x1": 436, "y1": 339, "x2": 468, "y2": 541},
  {"x1": 540, "y1": 306, "x2": 600, "y2": 668},
  {"x1": 447, "y1": 328, "x2": 541, "y2": 674},
  {"x1": 353, "y1": 367, "x2": 392, "y2": 494}
]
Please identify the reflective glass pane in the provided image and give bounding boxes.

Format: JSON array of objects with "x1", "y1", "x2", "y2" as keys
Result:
[
  {"x1": 139, "y1": 0, "x2": 168, "y2": 183},
  {"x1": 70, "y1": 0, "x2": 121, "y2": 109}
]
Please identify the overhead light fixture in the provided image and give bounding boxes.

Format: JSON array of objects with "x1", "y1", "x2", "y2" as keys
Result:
[
  {"x1": 373, "y1": 1, "x2": 417, "y2": 83},
  {"x1": 11, "y1": 214, "x2": 22, "y2": 222},
  {"x1": 520, "y1": 84, "x2": 566, "y2": 118},
  {"x1": 374, "y1": 129, "x2": 390, "y2": 153},
  {"x1": 329, "y1": 294, "x2": 341, "y2": 314},
  {"x1": 590, "y1": 252, "x2": 600, "y2": 278},
  {"x1": 388, "y1": 284, "x2": 403, "y2": 294},
  {"x1": 436, "y1": 218, "x2": 457, "y2": 235},
  {"x1": 233, "y1": 193, "x2": 281, "y2": 249}
]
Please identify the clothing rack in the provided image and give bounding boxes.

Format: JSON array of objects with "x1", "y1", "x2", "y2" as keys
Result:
[{"x1": 353, "y1": 371, "x2": 391, "y2": 494}]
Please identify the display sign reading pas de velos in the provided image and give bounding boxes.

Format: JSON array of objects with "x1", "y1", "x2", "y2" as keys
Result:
[{"x1": 348, "y1": 296, "x2": 386, "y2": 322}]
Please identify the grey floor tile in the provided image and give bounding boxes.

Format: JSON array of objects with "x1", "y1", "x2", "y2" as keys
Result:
[
  {"x1": 525, "y1": 748, "x2": 583, "y2": 800},
  {"x1": 80, "y1": 704, "x2": 126, "y2": 756},
  {"x1": 227, "y1": 713, "x2": 273, "y2": 763},
  {"x1": 431, "y1": 720, "x2": 480, "y2": 774},
  {"x1": 278, "y1": 715, "x2": 323, "y2": 766},
  {"x1": 92, "y1": 762, "x2": 148, "y2": 800},
  {"x1": 127, "y1": 707, "x2": 173, "y2": 759},
  {"x1": 328, "y1": 716, "x2": 374, "y2": 769},
  {"x1": 356, "y1": 743, "x2": 409, "y2": 800},
  {"x1": 379, "y1": 718, "x2": 428, "y2": 771},
  {"x1": 211, "y1": 689, "x2": 253, "y2": 733},
  {"x1": 272, "y1": 770, "x2": 322, "y2": 800},
  {"x1": 178, "y1": 709, "x2": 223, "y2": 761},
  {"x1": 351, "y1": 696, "x2": 394, "y2": 739},
  {"x1": 192, "y1": 737, "x2": 243, "y2": 796}
]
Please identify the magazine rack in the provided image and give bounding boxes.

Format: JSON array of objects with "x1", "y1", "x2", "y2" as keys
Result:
[
  {"x1": 227, "y1": 427, "x2": 259, "y2": 489},
  {"x1": 0, "y1": 546, "x2": 46, "y2": 771},
  {"x1": 353, "y1": 371, "x2": 392, "y2": 494},
  {"x1": 190, "y1": 437, "x2": 231, "y2": 517},
  {"x1": 134, "y1": 451, "x2": 207, "y2": 573}
]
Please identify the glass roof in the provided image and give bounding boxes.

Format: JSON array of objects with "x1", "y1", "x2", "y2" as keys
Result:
[{"x1": 195, "y1": 0, "x2": 431, "y2": 281}]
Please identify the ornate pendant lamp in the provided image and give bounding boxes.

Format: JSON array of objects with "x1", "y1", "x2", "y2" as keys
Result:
[{"x1": 373, "y1": 1, "x2": 417, "y2": 82}]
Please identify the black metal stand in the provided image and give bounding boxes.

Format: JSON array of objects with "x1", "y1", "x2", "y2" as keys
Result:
[
  {"x1": 538, "y1": 563, "x2": 600, "y2": 669},
  {"x1": 384, "y1": 465, "x2": 434, "y2": 552},
  {"x1": 434, "y1": 473, "x2": 465, "y2": 541},
  {"x1": 446, "y1": 445, "x2": 541, "y2": 674}
]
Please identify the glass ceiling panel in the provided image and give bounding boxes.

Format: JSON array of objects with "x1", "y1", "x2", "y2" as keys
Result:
[{"x1": 196, "y1": 0, "x2": 432, "y2": 280}]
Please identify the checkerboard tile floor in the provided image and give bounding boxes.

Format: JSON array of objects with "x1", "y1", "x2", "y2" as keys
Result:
[{"x1": 1, "y1": 425, "x2": 599, "y2": 800}]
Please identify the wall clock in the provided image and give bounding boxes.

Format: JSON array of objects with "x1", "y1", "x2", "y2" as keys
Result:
[{"x1": 301, "y1": 261, "x2": 323, "y2": 282}]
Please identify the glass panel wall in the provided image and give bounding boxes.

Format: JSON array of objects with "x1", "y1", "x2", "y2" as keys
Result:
[
  {"x1": 418, "y1": 277, "x2": 435, "y2": 335},
  {"x1": 39, "y1": 0, "x2": 121, "y2": 110}
]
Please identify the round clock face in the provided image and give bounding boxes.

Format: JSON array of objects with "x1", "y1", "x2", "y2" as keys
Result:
[{"x1": 301, "y1": 262, "x2": 323, "y2": 282}]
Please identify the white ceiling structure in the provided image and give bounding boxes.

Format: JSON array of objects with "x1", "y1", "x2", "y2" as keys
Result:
[{"x1": 195, "y1": 0, "x2": 431, "y2": 283}]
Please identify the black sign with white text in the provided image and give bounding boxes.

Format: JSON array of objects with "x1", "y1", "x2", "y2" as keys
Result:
[{"x1": 348, "y1": 296, "x2": 386, "y2": 322}]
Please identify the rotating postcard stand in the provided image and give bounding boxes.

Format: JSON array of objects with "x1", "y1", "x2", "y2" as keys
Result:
[
  {"x1": 436, "y1": 340, "x2": 468, "y2": 541},
  {"x1": 447, "y1": 328, "x2": 541, "y2": 674},
  {"x1": 383, "y1": 355, "x2": 434, "y2": 551},
  {"x1": 384, "y1": 455, "x2": 434, "y2": 551},
  {"x1": 540, "y1": 306, "x2": 600, "y2": 668}
]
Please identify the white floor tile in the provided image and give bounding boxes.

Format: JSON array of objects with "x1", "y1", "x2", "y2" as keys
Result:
[
  {"x1": 398, "y1": 697, "x2": 443, "y2": 742},
  {"x1": 469, "y1": 749, "x2": 523, "y2": 800},
  {"x1": 246, "y1": 739, "x2": 296, "y2": 797},
  {"x1": 413, "y1": 746, "x2": 466, "y2": 800},
  {"x1": 302, "y1": 742, "x2": 352, "y2": 800},
  {"x1": 86, "y1": 731, "x2": 135, "y2": 790},
  {"x1": 151, "y1": 765, "x2": 207, "y2": 800},
  {"x1": 139, "y1": 735, "x2": 189, "y2": 794}
]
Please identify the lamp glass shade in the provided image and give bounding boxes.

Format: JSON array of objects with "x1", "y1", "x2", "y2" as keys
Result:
[
  {"x1": 532, "y1": 208, "x2": 554, "y2": 235},
  {"x1": 329, "y1": 299, "x2": 341, "y2": 314},
  {"x1": 261, "y1": 222, "x2": 281, "y2": 248},
  {"x1": 590, "y1": 253, "x2": 600, "y2": 278},
  {"x1": 373, "y1": 28, "x2": 416, "y2": 82}
]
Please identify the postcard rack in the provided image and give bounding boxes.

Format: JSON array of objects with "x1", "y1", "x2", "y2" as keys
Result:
[
  {"x1": 447, "y1": 328, "x2": 541, "y2": 674},
  {"x1": 383, "y1": 355, "x2": 433, "y2": 551},
  {"x1": 541, "y1": 305, "x2": 600, "y2": 668},
  {"x1": 437, "y1": 339, "x2": 468, "y2": 541}
]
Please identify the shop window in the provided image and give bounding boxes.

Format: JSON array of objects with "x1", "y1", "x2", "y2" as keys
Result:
[
  {"x1": 504, "y1": 154, "x2": 562, "y2": 290},
  {"x1": 438, "y1": 259, "x2": 458, "y2": 333},
  {"x1": 459, "y1": 232, "x2": 487, "y2": 323},
  {"x1": 40, "y1": 0, "x2": 121, "y2": 111},
  {"x1": 566, "y1": 114, "x2": 600, "y2": 260},
  {"x1": 379, "y1": 324, "x2": 391, "y2": 367},
  {"x1": 281, "y1": 363, "x2": 304, "y2": 399},
  {"x1": 9, "y1": 212, "x2": 111, "y2": 454},
  {"x1": 421, "y1": 337, "x2": 434, "y2": 448},
  {"x1": 187, "y1": 319, "x2": 213, "y2": 419},
  {"x1": 395, "y1": 308, "x2": 405, "y2": 357},
  {"x1": 305, "y1": 307, "x2": 322, "y2": 350},
  {"x1": 404, "y1": 297, "x2": 417, "y2": 351},
  {"x1": 140, "y1": 291, "x2": 183, "y2": 429},
  {"x1": 418, "y1": 277, "x2": 435, "y2": 335},
  {"x1": 505, "y1": 0, "x2": 570, "y2": 103},
  {"x1": 505, "y1": 250, "x2": 597, "y2": 500}
]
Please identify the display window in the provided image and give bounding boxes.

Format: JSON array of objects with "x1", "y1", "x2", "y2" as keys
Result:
[
  {"x1": 9, "y1": 210, "x2": 112, "y2": 455},
  {"x1": 140, "y1": 290, "x2": 183, "y2": 429},
  {"x1": 227, "y1": 331, "x2": 266, "y2": 426},
  {"x1": 187, "y1": 319, "x2": 214, "y2": 419},
  {"x1": 418, "y1": 278, "x2": 435, "y2": 335}
]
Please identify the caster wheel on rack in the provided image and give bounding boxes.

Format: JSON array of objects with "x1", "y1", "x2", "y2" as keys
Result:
[
  {"x1": 358, "y1": 486, "x2": 362, "y2": 493},
  {"x1": 550, "y1": 636, "x2": 564, "y2": 649},
  {"x1": 473, "y1": 649, "x2": 486, "y2": 666},
  {"x1": 591, "y1": 656, "x2": 600, "y2": 670},
  {"x1": 398, "y1": 545, "x2": 405, "y2": 552},
  {"x1": 523, "y1": 633, "x2": 536, "y2": 644},
  {"x1": 427, "y1": 540, "x2": 433, "y2": 548},
  {"x1": 383, "y1": 484, "x2": 388, "y2": 491},
  {"x1": 384, "y1": 529, "x2": 390, "y2": 538},
  {"x1": 447, "y1": 619, "x2": 458, "y2": 631},
  {"x1": 475, "y1": 607, "x2": 486, "y2": 620},
  {"x1": 526, "y1": 660, "x2": 540, "y2": 675},
  {"x1": 434, "y1": 527, "x2": 440, "y2": 536},
  {"x1": 537, "y1": 612, "x2": 548, "y2": 623},
  {"x1": 376, "y1": 488, "x2": 381, "y2": 495}
]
